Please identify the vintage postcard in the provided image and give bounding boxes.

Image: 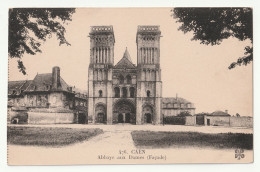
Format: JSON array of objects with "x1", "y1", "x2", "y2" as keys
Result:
[{"x1": 7, "y1": 8, "x2": 253, "y2": 165}]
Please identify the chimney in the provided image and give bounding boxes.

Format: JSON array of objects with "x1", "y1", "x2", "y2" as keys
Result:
[{"x1": 52, "y1": 66, "x2": 61, "y2": 89}]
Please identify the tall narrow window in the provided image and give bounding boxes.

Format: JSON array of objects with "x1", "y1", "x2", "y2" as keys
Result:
[
  {"x1": 104, "y1": 48, "x2": 106, "y2": 63},
  {"x1": 108, "y1": 48, "x2": 110, "y2": 63},
  {"x1": 144, "y1": 48, "x2": 146, "y2": 63},
  {"x1": 147, "y1": 90, "x2": 151, "y2": 97},
  {"x1": 122, "y1": 87, "x2": 127, "y2": 98},
  {"x1": 100, "y1": 47, "x2": 103, "y2": 63},
  {"x1": 96, "y1": 48, "x2": 98, "y2": 63},
  {"x1": 99, "y1": 90, "x2": 103, "y2": 97},
  {"x1": 99, "y1": 47, "x2": 101, "y2": 63},
  {"x1": 126, "y1": 75, "x2": 132, "y2": 84},
  {"x1": 130, "y1": 87, "x2": 135, "y2": 98},
  {"x1": 119, "y1": 75, "x2": 124, "y2": 84},
  {"x1": 114, "y1": 87, "x2": 120, "y2": 98}
]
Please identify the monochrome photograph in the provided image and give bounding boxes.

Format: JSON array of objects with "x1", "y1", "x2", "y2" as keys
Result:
[{"x1": 7, "y1": 7, "x2": 253, "y2": 165}]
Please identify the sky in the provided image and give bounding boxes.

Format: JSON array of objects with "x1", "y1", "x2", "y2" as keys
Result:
[{"x1": 8, "y1": 8, "x2": 253, "y2": 116}]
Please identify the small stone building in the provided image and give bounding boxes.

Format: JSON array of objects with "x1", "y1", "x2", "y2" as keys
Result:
[{"x1": 204, "y1": 110, "x2": 231, "y2": 126}]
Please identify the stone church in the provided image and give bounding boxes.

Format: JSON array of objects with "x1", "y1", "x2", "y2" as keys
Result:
[{"x1": 88, "y1": 25, "x2": 164, "y2": 125}]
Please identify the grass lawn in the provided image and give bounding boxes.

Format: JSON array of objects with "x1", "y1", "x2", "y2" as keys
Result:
[
  {"x1": 7, "y1": 126, "x2": 103, "y2": 147},
  {"x1": 131, "y1": 131, "x2": 253, "y2": 150}
]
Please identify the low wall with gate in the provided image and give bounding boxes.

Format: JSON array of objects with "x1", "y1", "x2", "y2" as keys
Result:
[
  {"x1": 202, "y1": 115, "x2": 253, "y2": 128},
  {"x1": 183, "y1": 115, "x2": 253, "y2": 128}
]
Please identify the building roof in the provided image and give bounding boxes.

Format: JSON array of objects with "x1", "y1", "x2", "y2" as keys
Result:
[
  {"x1": 210, "y1": 111, "x2": 230, "y2": 116},
  {"x1": 25, "y1": 73, "x2": 71, "y2": 92},
  {"x1": 114, "y1": 48, "x2": 136, "y2": 69},
  {"x1": 8, "y1": 67, "x2": 87, "y2": 97},
  {"x1": 8, "y1": 80, "x2": 32, "y2": 95},
  {"x1": 162, "y1": 97, "x2": 192, "y2": 104}
]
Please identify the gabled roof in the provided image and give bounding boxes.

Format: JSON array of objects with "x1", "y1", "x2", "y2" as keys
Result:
[
  {"x1": 114, "y1": 48, "x2": 136, "y2": 69},
  {"x1": 162, "y1": 97, "x2": 192, "y2": 104},
  {"x1": 210, "y1": 111, "x2": 230, "y2": 116},
  {"x1": 25, "y1": 73, "x2": 70, "y2": 92}
]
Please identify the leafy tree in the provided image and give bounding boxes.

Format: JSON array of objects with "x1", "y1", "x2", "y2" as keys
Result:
[
  {"x1": 9, "y1": 8, "x2": 75, "y2": 74},
  {"x1": 177, "y1": 111, "x2": 191, "y2": 117},
  {"x1": 172, "y1": 8, "x2": 253, "y2": 69},
  {"x1": 195, "y1": 112, "x2": 210, "y2": 116}
]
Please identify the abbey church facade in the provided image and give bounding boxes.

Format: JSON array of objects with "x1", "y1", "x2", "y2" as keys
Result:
[{"x1": 89, "y1": 25, "x2": 163, "y2": 125}]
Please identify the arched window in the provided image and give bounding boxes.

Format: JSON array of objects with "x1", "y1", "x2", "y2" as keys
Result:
[
  {"x1": 147, "y1": 90, "x2": 151, "y2": 97},
  {"x1": 114, "y1": 87, "x2": 120, "y2": 98},
  {"x1": 99, "y1": 90, "x2": 103, "y2": 97},
  {"x1": 126, "y1": 75, "x2": 132, "y2": 84},
  {"x1": 119, "y1": 75, "x2": 124, "y2": 84},
  {"x1": 122, "y1": 87, "x2": 127, "y2": 98},
  {"x1": 130, "y1": 87, "x2": 135, "y2": 98}
]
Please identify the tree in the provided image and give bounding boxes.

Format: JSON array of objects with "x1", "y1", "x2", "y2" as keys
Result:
[
  {"x1": 177, "y1": 111, "x2": 191, "y2": 117},
  {"x1": 172, "y1": 8, "x2": 253, "y2": 69},
  {"x1": 9, "y1": 8, "x2": 75, "y2": 74},
  {"x1": 195, "y1": 112, "x2": 210, "y2": 116}
]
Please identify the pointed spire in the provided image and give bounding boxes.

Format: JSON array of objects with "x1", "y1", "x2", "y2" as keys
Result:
[{"x1": 123, "y1": 47, "x2": 132, "y2": 62}]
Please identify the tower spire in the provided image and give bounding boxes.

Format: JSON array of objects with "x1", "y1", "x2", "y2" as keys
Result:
[{"x1": 123, "y1": 47, "x2": 132, "y2": 62}]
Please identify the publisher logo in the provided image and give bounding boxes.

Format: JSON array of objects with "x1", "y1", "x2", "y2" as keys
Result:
[{"x1": 235, "y1": 149, "x2": 245, "y2": 160}]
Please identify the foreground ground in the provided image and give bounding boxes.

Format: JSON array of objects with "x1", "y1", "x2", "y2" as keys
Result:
[
  {"x1": 7, "y1": 124, "x2": 253, "y2": 164},
  {"x1": 131, "y1": 131, "x2": 253, "y2": 149},
  {"x1": 8, "y1": 126, "x2": 103, "y2": 146}
]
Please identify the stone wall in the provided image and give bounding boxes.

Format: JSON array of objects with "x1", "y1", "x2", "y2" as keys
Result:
[
  {"x1": 230, "y1": 116, "x2": 253, "y2": 128},
  {"x1": 28, "y1": 112, "x2": 75, "y2": 124},
  {"x1": 185, "y1": 116, "x2": 196, "y2": 126}
]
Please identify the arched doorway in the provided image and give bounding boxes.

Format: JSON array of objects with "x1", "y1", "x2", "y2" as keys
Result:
[
  {"x1": 145, "y1": 113, "x2": 152, "y2": 123},
  {"x1": 113, "y1": 99, "x2": 136, "y2": 124},
  {"x1": 97, "y1": 113, "x2": 105, "y2": 123},
  {"x1": 118, "y1": 113, "x2": 124, "y2": 123},
  {"x1": 125, "y1": 113, "x2": 131, "y2": 123},
  {"x1": 143, "y1": 105, "x2": 153, "y2": 124},
  {"x1": 95, "y1": 104, "x2": 106, "y2": 124}
]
